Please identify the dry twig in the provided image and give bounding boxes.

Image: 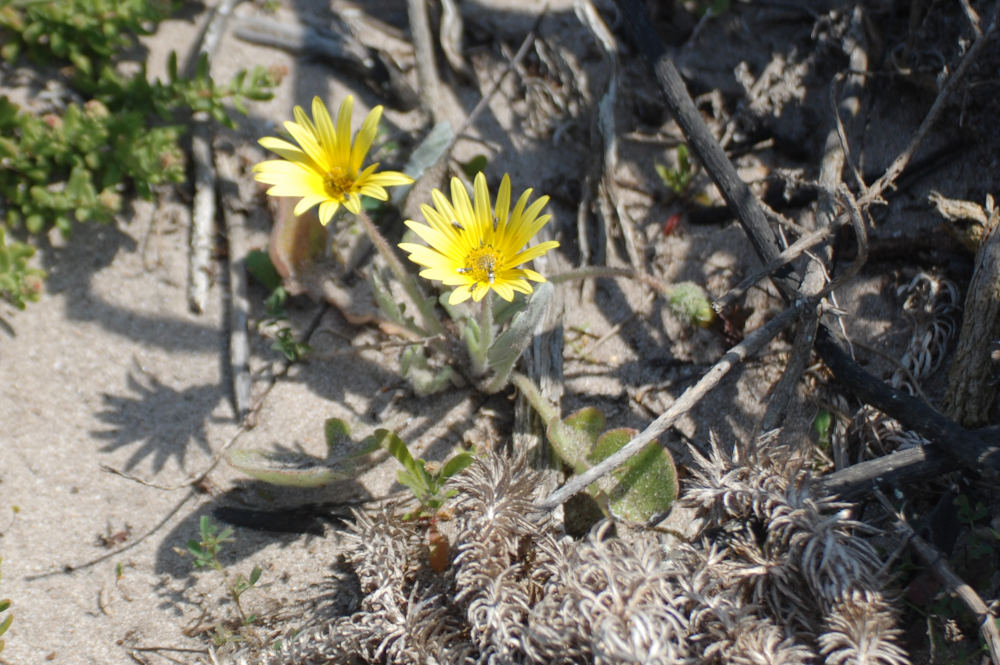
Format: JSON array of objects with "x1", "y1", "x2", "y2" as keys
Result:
[
  {"x1": 407, "y1": 0, "x2": 442, "y2": 123},
  {"x1": 185, "y1": 0, "x2": 239, "y2": 313},
  {"x1": 616, "y1": 0, "x2": 1000, "y2": 484},
  {"x1": 215, "y1": 149, "x2": 252, "y2": 422}
]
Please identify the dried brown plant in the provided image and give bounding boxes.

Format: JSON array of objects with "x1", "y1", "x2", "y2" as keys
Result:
[{"x1": 213, "y1": 437, "x2": 910, "y2": 665}]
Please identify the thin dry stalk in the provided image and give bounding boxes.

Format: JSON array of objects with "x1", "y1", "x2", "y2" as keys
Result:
[
  {"x1": 188, "y1": 125, "x2": 216, "y2": 314},
  {"x1": 577, "y1": 0, "x2": 643, "y2": 271},
  {"x1": 185, "y1": 0, "x2": 239, "y2": 313},
  {"x1": 757, "y1": 9, "x2": 870, "y2": 436},
  {"x1": 215, "y1": 150, "x2": 252, "y2": 422},
  {"x1": 407, "y1": 0, "x2": 442, "y2": 122}
]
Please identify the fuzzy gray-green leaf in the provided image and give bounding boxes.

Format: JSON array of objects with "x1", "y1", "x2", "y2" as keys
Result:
[{"x1": 485, "y1": 281, "x2": 553, "y2": 391}]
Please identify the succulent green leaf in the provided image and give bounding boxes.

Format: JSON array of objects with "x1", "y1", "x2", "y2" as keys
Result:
[
  {"x1": 587, "y1": 428, "x2": 678, "y2": 522},
  {"x1": 485, "y1": 280, "x2": 553, "y2": 391},
  {"x1": 440, "y1": 451, "x2": 475, "y2": 480},
  {"x1": 546, "y1": 406, "x2": 604, "y2": 473},
  {"x1": 664, "y1": 281, "x2": 714, "y2": 327},
  {"x1": 324, "y1": 417, "x2": 352, "y2": 452},
  {"x1": 226, "y1": 449, "x2": 350, "y2": 487}
]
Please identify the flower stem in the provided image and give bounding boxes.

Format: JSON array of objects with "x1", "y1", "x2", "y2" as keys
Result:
[
  {"x1": 470, "y1": 292, "x2": 494, "y2": 376},
  {"x1": 509, "y1": 371, "x2": 559, "y2": 424},
  {"x1": 355, "y1": 209, "x2": 444, "y2": 336}
]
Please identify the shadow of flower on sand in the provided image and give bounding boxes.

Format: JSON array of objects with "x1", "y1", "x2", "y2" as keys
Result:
[{"x1": 93, "y1": 370, "x2": 224, "y2": 471}]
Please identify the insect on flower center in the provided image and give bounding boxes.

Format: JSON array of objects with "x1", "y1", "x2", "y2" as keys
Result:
[
  {"x1": 323, "y1": 166, "x2": 354, "y2": 200},
  {"x1": 458, "y1": 246, "x2": 502, "y2": 285}
]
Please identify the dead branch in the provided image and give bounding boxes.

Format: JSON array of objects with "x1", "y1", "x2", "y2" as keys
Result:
[
  {"x1": 188, "y1": 124, "x2": 215, "y2": 314},
  {"x1": 712, "y1": 221, "x2": 841, "y2": 312},
  {"x1": 817, "y1": 446, "x2": 955, "y2": 501},
  {"x1": 185, "y1": 0, "x2": 238, "y2": 314},
  {"x1": 407, "y1": 0, "x2": 442, "y2": 123},
  {"x1": 614, "y1": 0, "x2": 800, "y2": 297},
  {"x1": 758, "y1": 9, "x2": 870, "y2": 436},
  {"x1": 874, "y1": 488, "x2": 1000, "y2": 665},
  {"x1": 816, "y1": 326, "x2": 1000, "y2": 476},
  {"x1": 215, "y1": 149, "x2": 252, "y2": 422},
  {"x1": 945, "y1": 209, "x2": 1000, "y2": 426}
]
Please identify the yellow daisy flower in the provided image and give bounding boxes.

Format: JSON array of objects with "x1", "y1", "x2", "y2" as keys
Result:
[
  {"x1": 399, "y1": 172, "x2": 560, "y2": 305},
  {"x1": 253, "y1": 96, "x2": 413, "y2": 225}
]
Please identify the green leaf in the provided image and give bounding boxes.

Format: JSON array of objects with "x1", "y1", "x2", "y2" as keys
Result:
[
  {"x1": 249, "y1": 565, "x2": 262, "y2": 586},
  {"x1": 245, "y1": 249, "x2": 282, "y2": 291},
  {"x1": 588, "y1": 428, "x2": 678, "y2": 523},
  {"x1": 546, "y1": 406, "x2": 604, "y2": 473},
  {"x1": 324, "y1": 418, "x2": 352, "y2": 451},
  {"x1": 485, "y1": 281, "x2": 553, "y2": 391},
  {"x1": 375, "y1": 429, "x2": 421, "y2": 478},
  {"x1": 440, "y1": 451, "x2": 474, "y2": 480},
  {"x1": 0, "y1": 606, "x2": 12, "y2": 636},
  {"x1": 226, "y1": 449, "x2": 352, "y2": 487}
]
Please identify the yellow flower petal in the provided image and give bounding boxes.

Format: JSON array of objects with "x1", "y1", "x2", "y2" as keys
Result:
[
  {"x1": 294, "y1": 194, "x2": 329, "y2": 216},
  {"x1": 318, "y1": 199, "x2": 340, "y2": 225},
  {"x1": 344, "y1": 194, "x2": 362, "y2": 215},
  {"x1": 312, "y1": 96, "x2": 338, "y2": 157},
  {"x1": 335, "y1": 96, "x2": 353, "y2": 166},
  {"x1": 352, "y1": 105, "x2": 382, "y2": 174},
  {"x1": 449, "y1": 286, "x2": 473, "y2": 305},
  {"x1": 283, "y1": 120, "x2": 327, "y2": 172}
]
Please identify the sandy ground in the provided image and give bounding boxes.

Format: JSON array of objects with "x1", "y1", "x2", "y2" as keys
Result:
[{"x1": 2, "y1": 0, "x2": 998, "y2": 663}]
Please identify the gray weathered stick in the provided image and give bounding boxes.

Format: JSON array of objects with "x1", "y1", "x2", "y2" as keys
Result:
[
  {"x1": 407, "y1": 0, "x2": 442, "y2": 122},
  {"x1": 945, "y1": 211, "x2": 1000, "y2": 426},
  {"x1": 188, "y1": 125, "x2": 215, "y2": 314},
  {"x1": 215, "y1": 150, "x2": 252, "y2": 421},
  {"x1": 186, "y1": 0, "x2": 239, "y2": 313}
]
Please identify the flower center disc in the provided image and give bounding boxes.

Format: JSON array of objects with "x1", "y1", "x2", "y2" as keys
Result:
[
  {"x1": 323, "y1": 167, "x2": 354, "y2": 199},
  {"x1": 463, "y1": 246, "x2": 502, "y2": 284}
]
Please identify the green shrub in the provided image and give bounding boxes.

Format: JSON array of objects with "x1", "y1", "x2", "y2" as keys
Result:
[{"x1": 0, "y1": 0, "x2": 276, "y2": 302}]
